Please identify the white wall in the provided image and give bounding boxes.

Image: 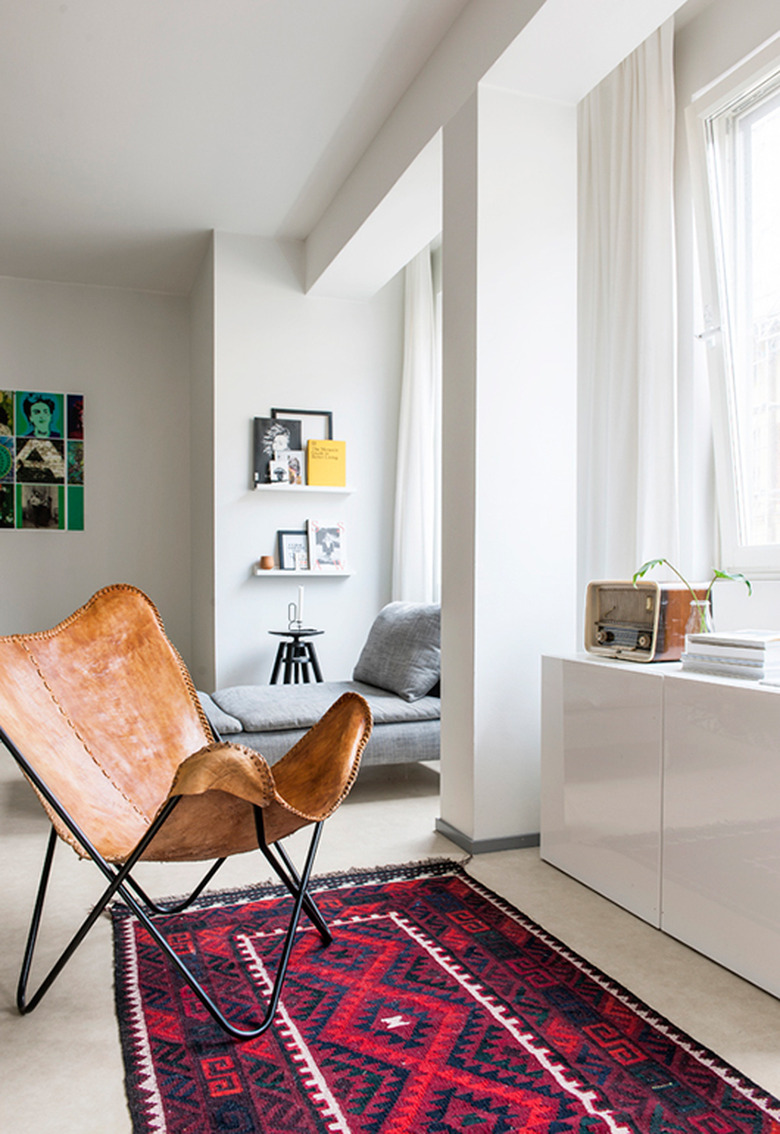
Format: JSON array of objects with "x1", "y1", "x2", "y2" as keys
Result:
[
  {"x1": 440, "y1": 92, "x2": 479, "y2": 842},
  {"x1": 475, "y1": 87, "x2": 577, "y2": 838},
  {"x1": 0, "y1": 241, "x2": 404, "y2": 691},
  {"x1": 189, "y1": 238, "x2": 216, "y2": 690},
  {"x1": 440, "y1": 86, "x2": 577, "y2": 846},
  {"x1": 209, "y1": 233, "x2": 403, "y2": 688},
  {"x1": 0, "y1": 275, "x2": 192, "y2": 654}
]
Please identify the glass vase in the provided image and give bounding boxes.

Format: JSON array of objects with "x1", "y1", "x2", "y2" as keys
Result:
[{"x1": 685, "y1": 599, "x2": 714, "y2": 636}]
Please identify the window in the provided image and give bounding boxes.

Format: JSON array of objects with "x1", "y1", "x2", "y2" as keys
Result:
[{"x1": 689, "y1": 45, "x2": 780, "y2": 572}]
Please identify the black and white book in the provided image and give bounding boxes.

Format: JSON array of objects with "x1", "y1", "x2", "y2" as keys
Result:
[{"x1": 253, "y1": 416, "x2": 302, "y2": 486}]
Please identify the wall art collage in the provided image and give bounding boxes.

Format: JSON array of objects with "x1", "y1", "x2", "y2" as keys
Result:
[{"x1": 0, "y1": 390, "x2": 84, "y2": 530}]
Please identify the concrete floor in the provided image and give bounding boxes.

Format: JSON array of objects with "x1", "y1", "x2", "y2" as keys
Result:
[{"x1": 2, "y1": 757, "x2": 780, "y2": 1133}]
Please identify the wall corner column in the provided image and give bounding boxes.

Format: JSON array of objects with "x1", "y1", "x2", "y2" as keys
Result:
[{"x1": 438, "y1": 85, "x2": 578, "y2": 853}]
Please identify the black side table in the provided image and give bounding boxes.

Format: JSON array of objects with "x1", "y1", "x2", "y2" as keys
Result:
[{"x1": 268, "y1": 628, "x2": 324, "y2": 684}]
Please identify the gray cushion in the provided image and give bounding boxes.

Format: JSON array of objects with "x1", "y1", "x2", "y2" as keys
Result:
[
  {"x1": 352, "y1": 602, "x2": 440, "y2": 701},
  {"x1": 198, "y1": 690, "x2": 242, "y2": 735},
  {"x1": 210, "y1": 680, "x2": 440, "y2": 733},
  {"x1": 236, "y1": 718, "x2": 440, "y2": 765}
]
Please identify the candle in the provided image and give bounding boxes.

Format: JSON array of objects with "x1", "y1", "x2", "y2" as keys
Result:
[{"x1": 297, "y1": 585, "x2": 304, "y2": 626}]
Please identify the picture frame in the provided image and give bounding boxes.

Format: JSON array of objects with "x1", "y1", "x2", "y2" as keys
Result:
[
  {"x1": 287, "y1": 449, "x2": 305, "y2": 485},
  {"x1": 271, "y1": 408, "x2": 333, "y2": 447},
  {"x1": 307, "y1": 519, "x2": 347, "y2": 572},
  {"x1": 268, "y1": 456, "x2": 290, "y2": 484},
  {"x1": 277, "y1": 528, "x2": 309, "y2": 571},
  {"x1": 253, "y1": 416, "x2": 302, "y2": 486}
]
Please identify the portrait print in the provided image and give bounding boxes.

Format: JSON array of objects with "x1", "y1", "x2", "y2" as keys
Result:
[
  {"x1": 307, "y1": 519, "x2": 347, "y2": 571},
  {"x1": 16, "y1": 392, "x2": 65, "y2": 439},
  {"x1": 253, "y1": 416, "x2": 302, "y2": 486},
  {"x1": 19, "y1": 484, "x2": 63, "y2": 529}
]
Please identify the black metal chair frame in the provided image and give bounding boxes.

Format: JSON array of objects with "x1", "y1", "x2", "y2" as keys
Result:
[{"x1": 1, "y1": 724, "x2": 333, "y2": 1041}]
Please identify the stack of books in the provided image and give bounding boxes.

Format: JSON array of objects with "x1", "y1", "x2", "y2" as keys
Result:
[{"x1": 681, "y1": 630, "x2": 780, "y2": 681}]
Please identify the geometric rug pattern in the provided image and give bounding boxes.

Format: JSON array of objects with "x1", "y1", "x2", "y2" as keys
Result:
[{"x1": 112, "y1": 860, "x2": 780, "y2": 1133}]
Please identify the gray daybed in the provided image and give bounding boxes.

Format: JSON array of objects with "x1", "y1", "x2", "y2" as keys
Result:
[{"x1": 199, "y1": 602, "x2": 440, "y2": 767}]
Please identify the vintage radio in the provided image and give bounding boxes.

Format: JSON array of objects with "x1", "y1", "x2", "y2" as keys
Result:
[{"x1": 584, "y1": 580, "x2": 708, "y2": 663}]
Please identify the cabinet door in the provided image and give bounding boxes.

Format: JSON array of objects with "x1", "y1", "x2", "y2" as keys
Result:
[
  {"x1": 541, "y1": 657, "x2": 664, "y2": 926},
  {"x1": 663, "y1": 678, "x2": 780, "y2": 997}
]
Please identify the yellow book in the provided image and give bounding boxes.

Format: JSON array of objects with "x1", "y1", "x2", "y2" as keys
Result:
[{"x1": 307, "y1": 439, "x2": 346, "y2": 486}]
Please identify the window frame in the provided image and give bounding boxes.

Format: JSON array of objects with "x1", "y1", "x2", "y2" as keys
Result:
[{"x1": 687, "y1": 37, "x2": 780, "y2": 576}]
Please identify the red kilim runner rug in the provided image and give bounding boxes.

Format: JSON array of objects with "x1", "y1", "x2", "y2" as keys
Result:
[{"x1": 112, "y1": 860, "x2": 780, "y2": 1134}]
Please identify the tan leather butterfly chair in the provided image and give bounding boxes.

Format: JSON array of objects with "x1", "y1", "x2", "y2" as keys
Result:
[{"x1": 0, "y1": 584, "x2": 371, "y2": 1039}]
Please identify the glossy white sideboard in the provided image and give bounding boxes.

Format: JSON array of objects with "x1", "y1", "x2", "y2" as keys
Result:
[{"x1": 541, "y1": 654, "x2": 780, "y2": 998}]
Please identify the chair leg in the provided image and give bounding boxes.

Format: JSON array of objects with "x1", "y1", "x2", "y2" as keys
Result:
[
  {"x1": 114, "y1": 819, "x2": 328, "y2": 1039},
  {"x1": 17, "y1": 825, "x2": 57, "y2": 1013},
  {"x1": 16, "y1": 798, "x2": 182, "y2": 1015},
  {"x1": 254, "y1": 805, "x2": 332, "y2": 945},
  {"x1": 17, "y1": 824, "x2": 327, "y2": 1039},
  {"x1": 5, "y1": 726, "x2": 330, "y2": 1039},
  {"x1": 258, "y1": 835, "x2": 332, "y2": 945},
  {"x1": 122, "y1": 857, "x2": 227, "y2": 915}
]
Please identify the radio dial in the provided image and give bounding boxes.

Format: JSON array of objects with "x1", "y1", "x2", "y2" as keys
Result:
[
  {"x1": 596, "y1": 629, "x2": 614, "y2": 644},
  {"x1": 637, "y1": 632, "x2": 652, "y2": 650}
]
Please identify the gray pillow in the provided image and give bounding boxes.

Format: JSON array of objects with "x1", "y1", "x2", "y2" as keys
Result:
[
  {"x1": 197, "y1": 691, "x2": 242, "y2": 736},
  {"x1": 353, "y1": 602, "x2": 440, "y2": 701}
]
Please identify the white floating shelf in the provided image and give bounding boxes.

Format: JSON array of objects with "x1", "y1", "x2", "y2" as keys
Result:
[
  {"x1": 252, "y1": 566, "x2": 354, "y2": 577},
  {"x1": 253, "y1": 484, "x2": 354, "y2": 494}
]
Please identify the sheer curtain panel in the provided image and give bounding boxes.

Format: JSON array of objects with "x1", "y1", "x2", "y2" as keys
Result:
[
  {"x1": 391, "y1": 246, "x2": 441, "y2": 603},
  {"x1": 578, "y1": 20, "x2": 679, "y2": 587}
]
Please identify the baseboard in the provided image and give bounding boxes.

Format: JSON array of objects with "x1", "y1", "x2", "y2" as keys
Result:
[{"x1": 435, "y1": 818, "x2": 540, "y2": 856}]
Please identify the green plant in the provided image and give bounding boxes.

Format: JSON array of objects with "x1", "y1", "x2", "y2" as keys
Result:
[{"x1": 632, "y1": 558, "x2": 752, "y2": 632}]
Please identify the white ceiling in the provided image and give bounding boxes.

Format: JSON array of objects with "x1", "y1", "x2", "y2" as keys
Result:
[
  {"x1": 0, "y1": 0, "x2": 471, "y2": 294},
  {"x1": 314, "y1": 0, "x2": 696, "y2": 298}
]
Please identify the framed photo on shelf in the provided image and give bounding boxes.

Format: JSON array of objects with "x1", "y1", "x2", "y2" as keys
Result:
[
  {"x1": 307, "y1": 519, "x2": 347, "y2": 572},
  {"x1": 287, "y1": 449, "x2": 305, "y2": 485},
  {"x1": 277, "y1": 529, "x2": 309, "y2": 571},
  {"x1": 268, "y1": 456, "x2": 290, "y2": 484},
  {"x1": 271, "y1": 408, "x2": 333, "y2": 448},
  {"x1": 253, "y1": 416, "x2": 302, "y2": 486}
]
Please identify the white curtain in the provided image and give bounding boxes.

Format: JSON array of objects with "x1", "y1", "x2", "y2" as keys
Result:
[
  {"x1": 391, "y1": 245, "x2": 442, "y2": 603},
  {"x1": 579, "y1": 19, "x2": 679, "y2": 584}
]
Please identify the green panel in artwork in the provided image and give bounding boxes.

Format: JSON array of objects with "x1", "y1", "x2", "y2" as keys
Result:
[{"x1": 67, "y1": 486, "x2": 84, "y2": 531}]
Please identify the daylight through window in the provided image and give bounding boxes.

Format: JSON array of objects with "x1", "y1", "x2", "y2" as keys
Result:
[{"x1": 703, "y1": 68, "x2": 780, "y2": 551}]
